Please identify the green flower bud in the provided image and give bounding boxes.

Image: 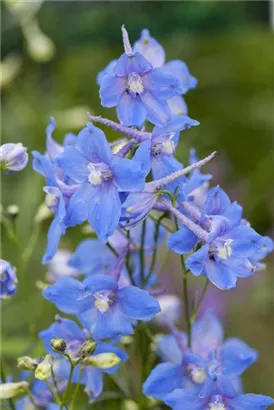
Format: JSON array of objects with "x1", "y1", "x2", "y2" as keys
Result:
[
  {"x1": 78, "y1": 340, "x2": 97, "y2": 358},
  {"x1": 35, "y1": 355, "x2": 52, "y2": 380},
  {"x1": 17, "y1": 356, "x2": 38, "y2": 371},
  {"x1": 85, "y1": 353, "x2": 121, "y2": 369},
  {"x1": 0, "y1": 381, "x2": 29, "y2": 399},
  {"x1": 50, "y1": 337, "x2": 67, "y2": 354}
]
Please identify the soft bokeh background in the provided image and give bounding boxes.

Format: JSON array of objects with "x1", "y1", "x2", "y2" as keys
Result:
[{"x1": 1, "y1": 0, "x2": 273, "y2": 407}]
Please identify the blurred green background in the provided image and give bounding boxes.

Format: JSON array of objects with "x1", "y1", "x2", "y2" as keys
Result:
[{"x1": 1, "y1": 0, "x2": 273, "y2": 407}]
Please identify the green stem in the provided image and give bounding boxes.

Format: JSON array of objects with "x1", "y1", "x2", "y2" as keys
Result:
[
  {"x1": 140, "y1": 219, "x2": 146, "y2": 287},
  {"x1": 70, "y1": 366, "x2": 84, "y2": 410},
  {"x1": 60, "y1": 355, "x2": 79, "y2": 409},
  {"x1": 175, "y1": 218, "x2": 192, "y2": 348},
  {"x1": 144, "y1": 213, "x2": 166, "y2": 287},
  {"x1": 125, "y1": 230, "x2": 135, "y2": 285},
  {"x1": 46, "y1": 379, "x2": 61, "y2": 404},
  {"x1": 191, "y1": 279, "x2": 210, "y2": 323},
  {"x1": 51, "y1": 365, "x2": 62, "y2": 398},
  {"x1": 22, "y1": 224, "x2": 41, "y2": 264},
  {"x1": 107, "y1": 242, "x2": 119, "y2": 257},
  {"x1": 25, "y1": 390, "x2": 40, "y2": 410},
  {"x1": 1, "y1": 361, "x2": 15, "y2": 410}
]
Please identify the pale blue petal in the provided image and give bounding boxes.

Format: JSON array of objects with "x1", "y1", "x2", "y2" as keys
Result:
[
  {"x1": 167, "y1": 95, "x2": 188, "y2": 116},
  {"x1": 185, "y1": 245, "x2": 209, "y2": 276},
  {"x1": 57, "y1": 147, "x2": 89, "y2": 183},
  {"x1": 203, "y1": 186, "x2": 231, "y2": 216},
  {"x1": 83, "y1": 274, "x2": 118, "y2": 293},
  {"x1": 66, "y1": 183, "x2": 95, "y2": 227},
  {"x1": 165, "y1": 389, "x2": 206, "y2": 410},
  {"x1": 117, "y1": 286, "x2": 160, "y2": 321},
  {"x1": 132, "y1": 139, "x2": 152, "y2": 176},
  {"x1": 205, "y1": 260, "x2": 237, "y2": 290},
  {"x1": 76, "y1": 124, "x2": 112, "y2": 165},
  {"x1": 221, "y1": 338, "x2": 258, "y2": 377},
  {"x1": 143, "y1": 68, "x2": 180, "y2": 100},
  {"x1": 114, "y1": 52, "x2": 152, "y2": 77},
  {"x1": 163, "y1": 60, "x2": 198, "y2": 94},
  {"x1": 100, "y1": 75, "x2": 125, "y2": 107},
  {"x1": 167, "y1": 227, "x2": 197, "y2": 254},
  {"x1": 227, "y1": 394, "x2": 274, "y2": 410},
  {"x1": 117, "y1": 92, "x2": 147, "y2": 127},
  {"x1": 140, "y1": 91, "x2": 170, "y2": 126},
  {"x1": 111, "y1": 156, "x2": 145, "y2": 191},
  {"x1": 133, "y1": 28, "x2": 166, "y2": 68}
]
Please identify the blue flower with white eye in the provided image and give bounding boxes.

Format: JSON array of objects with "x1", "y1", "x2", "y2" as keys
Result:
[
  {"x1": 32, "y1": 117, "x2": 79, "y2": 263},
  {"x1": 0, "y1": 143, "x2": 28, "y2": 174},
  {"x1": 0, "y1": 259, "x2": 17, "y2": 299},
  {"x1": 99, "y1": 27, "x2": 181, "y2": 127},
  {"x1": 43, "y1": 274, "x2": 160, "y2": 340},
  {"x1": 143, "y1": 312, "x2": 257, "y2": 401},
  {"x1": 57, "y1": 122, "x2": 145, "y2": 243},
  {"x1": 165, "y1": 388, "x2": 274, "y2": 410},
  {"x1": 39, "y1": 317, "x2": 127, "y2": 400}
]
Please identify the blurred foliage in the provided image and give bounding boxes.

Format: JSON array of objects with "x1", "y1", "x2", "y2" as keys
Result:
[{"x1": 1, "y1": 1, "x2": 273, "y2": 407}]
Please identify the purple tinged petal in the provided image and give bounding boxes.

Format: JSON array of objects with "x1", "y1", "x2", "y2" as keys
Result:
[
  {"x1": 152, "y1": 114, "x2": 199, "y2": 138},
  {"x1": 192, "y1": 312, "x2": 223, "y2": 355},
  {"x1": 111, "y1": 156, "x2": 145, "y2": 191},
  {"x1": 114, "y1": 52, "x2": 152, "y2": 77},
  {"x1": 82, "y1": 367, "x2": 103, "y2": 400},
  {"x1": 204, "y1": 260, "x2": 237, "y2": 290},
  {"x1": 165, "y1": 389, "x2": 206, "y2": 410},
  {"x1": 163, "y1": 60, "x2": 198, "y2": 94},
  {"x1": 167, "y1": 95, "x2": 188, "y2": 116},
  {"x1": 132, "y1": 139, "x2": 152, "y2": 176},
  {"x1": 140, "y1": 91, "x2": 170, "y2": 126},
  {"x1": 133, "y1": 28, "x2": 166, "y2": 68},
  {"x1": 157, "y1": 334, "x2": 185, "y2": 364},
  {"x1": 228, "y1": 225, "x2": 262, "y2": 258},
  {"x1": 143, "y1": 363, "x2": 185, "y2": 400},
  {"x1": 65, "y1": 183, "x2": 95, "y2": 227},
  {"x1": 221, "y1": 338, "x2": 258, "y2": 377},
  {"x1": 83, "y1": 274, "x2": 118, "y2": 293},
  {"x1": 76, "y1": 123, "x2": 113, "y2": 164},
  {"x1": 203, "y1": 186, "x2": 231, "y2": 216},
  {"x1": 116, "y1": 93, "x2": 147, "y2": 127},
  {"x1": 167, "y1": 227, "x2": 197, "y2": 255},
  {"x1": 97, "y1": 59, "x2": 117, "y2": 86},
  {"x1": 99, "y1": 75, "x2": 125, "y2": 107},
  {"x1": 143, "y1": 68, "x2": 180, "y2": 100},
  {"x1": 185, "y1": 245, "x2": 209, "y2": 276},
  {"x1": 46, "y1": 117, "x2": 63, "y2": 160},
  {"x1": 88, "y1": 183, "x2": 121, "y2": 243},
  {"x1": 117, "y1": 286, "x2": 160, "y2": 321},
  {"x1": 57, "y1": 147, "x2": 89, "y2": 183},
  {"x1": 227, "y1": 393, "x2": 274, "y2": 410}
]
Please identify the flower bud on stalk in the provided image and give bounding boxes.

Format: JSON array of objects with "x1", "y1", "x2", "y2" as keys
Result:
[
  {"x1": 34, "y1": 355, "x2": 52, "y2": 380},
  {"x1": 50, "y1": 337, "x2": 67, "y2": 354},
  {"x1": 0, "y1": 381, "x2": 29, "y2": 399},
  {"x1": 78, "y1": 340, "x2": 97, "y2": 358},
  {"x1": 85, "y1": 353, "x2": 121, "y2": 369},
  {"x1": 17, "y1": 356, "x2": 38, "y2": 371}
]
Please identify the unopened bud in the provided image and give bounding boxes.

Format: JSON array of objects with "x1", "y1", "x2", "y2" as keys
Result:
[
  {"x1": 85, "y1": 353, "x2": 121, "y2": 369},
  {"x1": 35, "y1": 355, "x2": 52, "y2": 380},
  {"x1": 17, "y1": 356, "x2": 38, "y2": 371},
  {"x1": 0, "y1": 381, "x2": 29, "y2": 399},
  {"x1": 78, "y1": 340, "x2": 97, "y2": 358},
  {"x1": 50, "y1": 337, "x2": 67, "y2": 354},
  {"x1": 6, "y1": 204, "x2": 20, "y2": 219},
  {"x1": 34, "y1": 202, "x2": 52, "y2": 224}
]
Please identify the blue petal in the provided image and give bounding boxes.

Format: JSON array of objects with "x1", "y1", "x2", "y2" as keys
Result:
[
  {"x1": 46, "y1": 117, "x2": 63, "y2": 160},
  {"x1": 132, "y1": 139, "x2": 152, "y2": 176},
  {"x1": 57, "y1": 146, "x2": 89, "y2": 183},
  {"x1": 167, "y1": 95, "x2": 188, "y2": 116},
  {"x1": 32, "y1": 151, "x2": 56, "y2": 186},
  {"x1": 203, "y1": 186, "x2": 231, "y2": 216},
  {"x1": 143, "y1": 68, "x2": 180, "y2": 100},
  {"x1": 185, "y1": 245, "x2": 209, "y2": 276},
  {"x1": 157, "y1": 333, "x2": 185, "y2": 364},
  {"x1": 43, "y1": 277, "x2": 89, "y2": 314},
  {"x1": 100, "y1": 75, "x2": 125, "y2": 107},
  {"x1": 97, "y1": 59, "x2": 117, "y2": 86},
  {"x1": 140, "y1": 91, "x2": 170, "y2": 126},
  {"x1": 83, "y1": 274, "x2": 118, "y2": 293},
  {"x1": 223, "y1": 257, "x2": 256, "y2": 278},
  {"x1": 111, "y1": 156, "x2": 145, "y2": 192},
  {"x1": 83, "y1": 367, "x2": 103, "y2": 400},
  {"x1": 117, "y1": 92, "x2": 147, "y2": 127},
  {"x1": 69, "y1": 239, "x2": 116, "y2": 275},
  {"x1": 204, "y1": 260, "x2": 237, "y2": 290},
  {"x1": 143, "y1": 363, "x2": 185, "y2": 400},
  {"x1": 229, "y1": 226, "x2": 262, "y2": 258},
  {"x1": 117, "y1": 286, "x2": 160, "y2": 321},
  {"x1": 65, "y1": 183, "x2": 95, "y2": 227},
  {"x1": 76, "y1": 124, "x2": 113, "y2": 165},
  {"x1": 152, "y1": 154, "x2": 183, "y2": 194},
  {"x1": 152, "y1": 114, "x2": 199, "y2": 138},
  {"x1": 133, "y1": 28, "x2": 166, "y2": 68},
  {"x1": 192, "y1": 312, "x2": 223, "y2": 355},
  {"x1": 88, "y1": 184, "x2": 121, "y2": 243},
  {"x1": 165, "y1": 389, "x2": 206, "y2": 410},
  {"x1": 114, "y1": 52, "x2": 152, "y2": 77},
  {"x1": 163, "y1": 60, "x2": 198, "y2": 94},
  {"x1": 221, "y1": 338, "x2": 258, "y2": 377},
  {"x1": 227, "y1": 393, "x2": 274, "y2": 410},
  {"x1": 167, "y1": 227, "x2": 197, "y2": 254}
]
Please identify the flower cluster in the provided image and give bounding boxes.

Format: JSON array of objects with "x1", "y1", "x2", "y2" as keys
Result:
[{"x1": 1, "y1": 25, "x2": 273, "y2": 409}]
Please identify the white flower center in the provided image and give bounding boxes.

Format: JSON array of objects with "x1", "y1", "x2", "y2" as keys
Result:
[
  {"x1": 162, "y1": 139, "x2": 175, "y2": 155},
  {"x1": 208, "y1": 403, "x2": 226, "y2": 410},
  {"x1": 88, "y1": 163, "x2": 113, "y2": 186},
  {"x1": 88, "y1": 164, "x2": 102, "y2": 186},
  {"x1": 217, "y1": 239, "x2": 233, "y2": 260},
  {"x1": 94, "y1": 292, "x2": 114, "y2": 314},
  {"x1": 128, "y1": 73, "x2": 144, "y2": 94},
  {"x1": 187, "y1": 365, "x2": 207, "y2": 384}
]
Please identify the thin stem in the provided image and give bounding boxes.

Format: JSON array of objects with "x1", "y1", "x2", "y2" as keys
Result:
[
  {"x1": 144, "y1": 213, "x2": 166, "y2": 287},
  {"x1": 140, "y1": 219, "x2": 147, "y2": 287},
  {"x1": 149, "y1": 213, "x2": 174, "y2": 233},
  {"x1": 175, "y1": 218, "x2": 192, "y2": 348},
  {"x1": 115, "y1": 139, "x2": 136, "y2": 157},
  {"x1": 107, "y1": 242, "x2": 119, "y2": 257},
  {"x1": 60, "y1": 355, "x2": 75, "y2": 410},
  {"x1": 46, "y1": 379, "x2": 61, "y2": 404},
  {"x1": 22, "y1": 224, "x2": 41, "y2": 263},
  {"x1": 70, "y1": 366, "x2": 84, "y2": 410},
  {"x1": 191, "y1": 279, "x2": 210, "y2": 323},
  {"x1": 125, "y1": 230, "x2": 135, "y2": 285},
  {"x1": 25, "y1": 390, "x2": 40, "y2": 410},
  {"x1": 51, "y1": 365, "x2": 62, "y2": 399},
  {"x1": 121, "y1": 24, "x2": 133, "y2": 55}
]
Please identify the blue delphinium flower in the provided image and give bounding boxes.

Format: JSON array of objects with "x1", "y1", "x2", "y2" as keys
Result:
[
  {"x1": 143, "y1": 312, "x2": 257, "y2": 401},
  {"x1": 99, "y1": 26, "x2": 181, "y2": 127},
  {"x1": 43, "y1": 274, "x2": 160, "y2": 340},
  {"x1": 39, "y1": 316, "x2": 127, "y2": 400},
  {"x1": 0, "y1": 143, "x2": 28, "y2": 173},
  {"x1": 165, "y1": 388, "x2": 274, "y2": 410},
  {"x1": 0, "y1": 259, "x2": 17, "y2": 299},
  {"x1": 32, "y1": 117, "x2": 79, "y2": 263},
  {"x1": 57, "y1": 122, "x2": 145, "y2": 243}
]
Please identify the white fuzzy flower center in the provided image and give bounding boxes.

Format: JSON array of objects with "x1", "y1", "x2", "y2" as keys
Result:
[
  {"x1": 217, "y1": 239, "x2": 233, "y2": 260},
  {"x1": 128, "y1": 73, "x2": 144, "y2": 94},
  {"x1": 208, "y1": 403, "x2": 226, "y2": 410},
  {"x1": 187, "y1": 365, "x2": 207, "y2": 384},
  {"x1": 94, "y1": 292, "x2": 114, "y2": 314},
  {"x1": 88, "y1": 163, "x2": 113, "y2": 186}
]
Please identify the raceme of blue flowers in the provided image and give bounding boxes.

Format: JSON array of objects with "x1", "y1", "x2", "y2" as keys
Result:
[{"x1": 1, "y1": 26, "x2": 273, "y2": 410}]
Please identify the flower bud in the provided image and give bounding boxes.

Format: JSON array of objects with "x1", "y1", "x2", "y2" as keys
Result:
[
  {"x1": 51, "y1": 337, "x2": 67, "y2": 354},
  {"x1": 17, "y1": 356, "x2": 38, "y2": 371},
  {"x1": 34, "y1": 355, "x2": 52, "y2": 380},
  {"x1": 0, "y1": 259, "x2": 17, "y2": 300},
  {"x1": 6, "y1": 204, "x2": 20, "y2": 219},
  {"x1": 0, "y1": 381, "x2": 29, "y2": 399},
  {"x1": 85, "y1": 353, "x2": 121, "y2": 369},
  {"x1": 78, "y1": 340, "x2": 97, "y2": 358},
  {"x1": 0, "y1": 143, "x2": 28, "y2": 174}
]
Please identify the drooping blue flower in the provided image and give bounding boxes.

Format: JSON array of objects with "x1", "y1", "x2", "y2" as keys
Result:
[
  {"x1": 57, "y1": 122, "x2": 145, "y2": 243},
  {"x1": 0, "y1": 143, "x2": 28, "y2": 173},
  {"x1": 99, "y1": 28, "x2": 181, "y2": 127},
  {"x1": 165, "y1": 388, "x2": 274, "y2": 410},
  {"x1": 0, "y1": 259, "x2": 17, "y2": 299},
  {"x1": 143, "y1": 312, "x2": 257, "y2": 401},
  {"x1": 43, "y1": 274, "x2": 160, "y2": 340},
  {"x1": 39, "y1": 316, "x2": 127, "y2": 400},
  {"x1": 32, "y1": 117, "x2": 79, "y2": 263}
]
